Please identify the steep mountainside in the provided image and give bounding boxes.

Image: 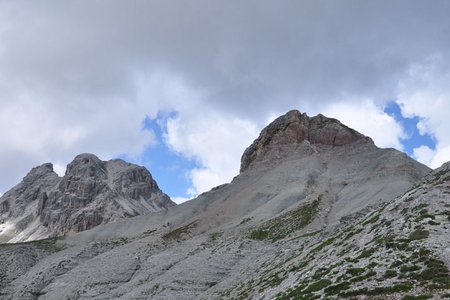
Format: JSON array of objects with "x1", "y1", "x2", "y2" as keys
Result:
[
  {"x1": 222, "y1": 160, "x2": 450, "y2": 299},
  {"x1": 1, "y1": 109, "x2": 445, "y2": 300},
  {"x1": 0, "y1": 154, "x2": 174, "y2": 243}
]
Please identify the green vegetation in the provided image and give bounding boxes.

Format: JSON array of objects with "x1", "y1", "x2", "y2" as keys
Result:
[
  {"x1": 400, "y1": 265, "x2": 421, "y2": 273},
  {"x1": 324, "y1": 281, "x2": 351, "y2": 295},
  {"x1": 415, "y1": 209, "x2": 436, "y2": 222},
  {"x1": 411, "y1": 257, "x2": 450, "y2": 287},
  {"x1": 407, "y1": 228, "x2": 429, "y2": 241},
  {"x1": 265, "y1": 272, "x2": 284, "y2": 287},
  {"x1": 162, "y1": 221, "x2": 197, "y2": 240},
  {"x1": 344, "y1": 227, "x2": 364, "y2": 240},
  {"x1": 141, "y1": 228, "x2": 157, "y2": 237},
  {"x1": 249, "y1": 229, "x2": 269, "y2": 240},
  {"x1": 362, "y1": 213, "x2": 380, "y2": 225},
  {"x1": 246, "y1": 192, "x2": 450, "y2": 300},
  {"x1": 339, "y1": 282, "x2": 413, "y2": 298},
  {"x1": 288, "y1": 260, "x2": 310, "y2": 272},
  {"x1": 413, "y1": 203, "x2": 429, "y2": 211},
  {"x1": 240, "y1": 217, "x2": 252, "y2": 224},
  {"x1": 346, "y1": 267, "x2": 365, "y2": 276},
  {"x1": 249, "y1": 198, "x2": 320, "y2": 241},
  {"x1": 275, "y1": 278, "x2": 327, "y2": 300},
  {"x1": 0, "y1": 237, "x2": 65, "y2": 252},
  {"x1": 209, "y1": 231, "x2": 222, "y2": 241},
  {"x1": 402, "y1": 295, "x2": 432, "y2": 300},
  {"x1": 303, "y1": 279, "x2": 332, "y2": 293},
  {"x1": 384, "y1": 269, "x2": 398, "y2": 278},
  {"x1": 346, "y1": 247, "x2": 377, "y2": 263},
  {"x1": 350, "y1": 270, "x2": 376, "y2": 283},
  {"x1": 308, "y1": 233, "x2": 344, "y2": 257},
  {"x1": 312, "y1": 267, "x2": 332, "y2": 280}
]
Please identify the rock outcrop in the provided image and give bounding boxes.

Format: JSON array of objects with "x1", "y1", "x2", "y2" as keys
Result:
[
  {"x1": 0, "y1": 154, "x2": 174, "y2": 242},
  {"x1": 240, "y1": 109, "x2": 372, "y2": 172}
]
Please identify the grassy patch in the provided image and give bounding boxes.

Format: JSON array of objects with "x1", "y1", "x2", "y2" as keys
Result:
[
  {"x1": 324, "y1": 281, "x2": 350, "y2": 295},
  {"x1": 275, "y1": 278, "x2": 324, "y2": 300},
  {"x1": 350, "y1": 270, "x2": 376, "y2": 283},
  {"x1": 413, "y1": 203, "x2": 429, "y2": 211},
  {"x1": 309, "y1": 236, "x2": 337, "y2": 256},
  {"x1": 0, "y1": 237, "x2": 65, "y2": 252},
  {"x1": 407, "y1": 228, "x2": 429, "y2": 241},
  {"x1": 366, "y1": 282, "x2": 413, "y2": 295},
  {"x1": 428, "y1": 220, "x2": 440, "y2": 225},
  {"x1": 162, "y1": 221, "x2": 197, "y2": 240},
  {"x1": 412, "y1": 257, "x2": 450, "y2": 287},
  {"x1": 249, "y1": 198, "x2": 320, "y2": 241},
  {"x1": 346, "y1": 247, "x2": 377, "y2": 263},
  {"x1": 209, "y1": 232, "x2": 222, "y2": 241},
  {"x1": 346, "y1": 267, "x2": 365, "y2": 276},
  {"x1": 400, "y1": 265, "x2": 421, "y2": 273},
  {"x1": 362, "y1": 213, "x2": 380, "y2": 225},
  {"x1": 384, "y1": 269, "x2": 398, "y2": 278},
  {"x1": 265, "y1": 272, "x2": 284, "y2": 287},
  {"x1": 402, "y1": 295, "x2": 432, "y2": 300},
  {"x1": 340, "y1": 282, "x2": 413, "y2": 298},
  {"x1": 250, "y1": 229, "x2": 269, "y2": 240},
  {"x1": 303, "y1": 279, "x2": 332, "y2": 293}
]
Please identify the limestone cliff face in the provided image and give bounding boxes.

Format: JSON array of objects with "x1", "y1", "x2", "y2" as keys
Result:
[
  {"x1": 0, "y1": 163, "x2": 59, "y2": 219},
  {"x1": 0, "y1": 154, "x2": 175, "y2": 242},
  {"x1": 240, "y1": 110, "x2": 373, "y2": 172}
]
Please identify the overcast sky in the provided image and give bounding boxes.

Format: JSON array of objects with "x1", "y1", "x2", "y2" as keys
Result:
[{"x1": 0, "y1": 1, "x2": 449, "y2": 202}]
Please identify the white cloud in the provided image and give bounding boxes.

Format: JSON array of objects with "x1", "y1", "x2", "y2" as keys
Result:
[
  {"x1": 413, "y1": 145, "x2": 435, "y2": 166},
  {"x1": 414, "y1": 145, "x2": 450, "y2": 169},
  {"x1": 0, "y1": 85, "x2": 159, "y2": 188},
  {"x1": 322, "y1": 100, "x2": 406, "y2": 150},
  {"x1": 164, "y1": 110, "x2": 258, "y2": 197},
  {"x1": 431, "y1": 146, "x2": 450, "y2": 168},
  {"x1": 396, "y1": 55, "x2": 450, "y2": 168},
  {"x1": 171, "y1": 197, "x2": 192, "y2": 205},
  {"x1": 0, "y1": 70, "x2": 197, "y2": 192}
]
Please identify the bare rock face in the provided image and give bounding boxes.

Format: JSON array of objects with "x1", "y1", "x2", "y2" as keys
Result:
[
  {"x1": 240, "y1": 110, "x2": 373, "y2": 172},
  {"x1": 0, "y1": 164, "x2": 60, "y2": 219},
  {"x1": 0, "y1": 154, "x2": 175, "y2": 242}
]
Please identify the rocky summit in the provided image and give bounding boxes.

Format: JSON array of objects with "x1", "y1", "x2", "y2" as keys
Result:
[
  {"x1": 240, "y1": 110, "x2": 371, "y2": 172},
  {"x1": 0, "y1": 154, "x2": 174, "y2": 243},
  {"x1": 1, "y1": 109, "x2": 450, "y2": 300}
]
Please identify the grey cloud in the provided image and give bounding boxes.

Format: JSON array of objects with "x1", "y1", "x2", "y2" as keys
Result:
[
  {"x1": 0, "y1": 0, "x2": 450, "y2": 192},
  {"x1": 2, "y1": 1, "x2": 449, "y2": 112}
]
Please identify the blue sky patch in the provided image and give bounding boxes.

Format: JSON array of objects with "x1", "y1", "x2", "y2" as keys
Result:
[
  {"x1": 121, "y1": 113, "x2": 198, "y2": 199},
  {"x1": 384, "y1": 101, "x2": 435, "y2": 155}
]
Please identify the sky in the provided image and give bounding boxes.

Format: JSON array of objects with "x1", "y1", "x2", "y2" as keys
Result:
[{"x1": 0, "y1": 1, "x2": 449, "y2": 203}]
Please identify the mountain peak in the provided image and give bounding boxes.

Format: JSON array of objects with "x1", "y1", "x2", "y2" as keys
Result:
[
  {"x1": 21, "y1": 163, "x2": 58, "y2": 187},
  {"x1": 240, "y1": 109, "x2": 373, "y2": 172},
  {"x1": 25, "y1": 162, "x2": 54, "y2": 178},
  {"x1": 63, "y1": 153, "x2": 106, "y2": 180},
  {"x1": 0, "y1": 153, "x2": 175, "y2": 242}
]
